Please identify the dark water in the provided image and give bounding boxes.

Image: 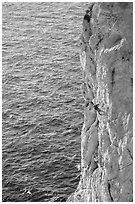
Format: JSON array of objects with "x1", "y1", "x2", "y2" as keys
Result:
[{"x1": 2, "y1": 2, "x2": 89, "y2": 202}]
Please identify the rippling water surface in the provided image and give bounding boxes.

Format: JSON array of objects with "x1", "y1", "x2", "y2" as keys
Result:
[{"x1": 2, "y1": 2, "x2": 90, "y2": 202}]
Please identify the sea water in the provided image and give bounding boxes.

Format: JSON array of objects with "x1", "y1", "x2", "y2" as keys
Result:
[{"x1": 2, "y1": 2, "x2": 90, "y2": 201}]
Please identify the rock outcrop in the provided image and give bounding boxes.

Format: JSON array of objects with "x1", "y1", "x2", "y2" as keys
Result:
[{"x1": 67, "y1": 2, "x2": 133, "y2": 202}]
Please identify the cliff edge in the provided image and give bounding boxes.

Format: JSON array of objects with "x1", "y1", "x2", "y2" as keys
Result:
[{"x1": 67, "y1": 2, "x2": 133, "y2": 202}]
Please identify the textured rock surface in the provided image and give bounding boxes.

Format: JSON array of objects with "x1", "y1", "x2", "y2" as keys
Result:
[{"x1": 67, "y1": 2, "x2": 133, "y2": 202}]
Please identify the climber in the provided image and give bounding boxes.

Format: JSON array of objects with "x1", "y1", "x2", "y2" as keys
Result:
[{"x1": 91, "y1": 102, "x2": 104, "y2": 115}]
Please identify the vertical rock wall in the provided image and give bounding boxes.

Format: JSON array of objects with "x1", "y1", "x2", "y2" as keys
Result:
[{"x1": 67, "y1": 2, "x2": 133, "y2": 202}]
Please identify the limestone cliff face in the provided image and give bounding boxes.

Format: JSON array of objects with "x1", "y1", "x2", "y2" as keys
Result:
[{"x1": 68, "y1": 2, "x2": 133, "y2": 202}]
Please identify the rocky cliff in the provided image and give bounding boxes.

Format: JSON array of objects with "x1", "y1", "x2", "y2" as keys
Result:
[{"x1": 67, "y1": 2, "x2": 133, "y2": 202}]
